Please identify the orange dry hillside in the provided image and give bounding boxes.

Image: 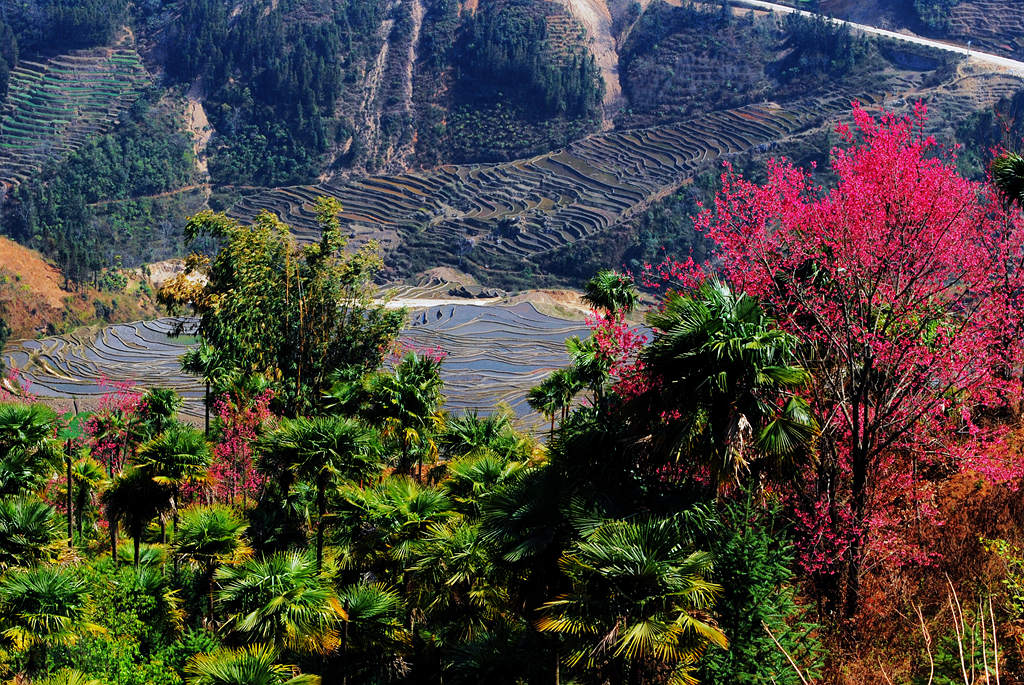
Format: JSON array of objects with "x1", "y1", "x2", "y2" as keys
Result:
[{"x1": 0, "y1": 237, "x2": 159, "y2": 340}]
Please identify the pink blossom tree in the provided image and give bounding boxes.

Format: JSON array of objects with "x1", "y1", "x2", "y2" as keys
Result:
[
  {"x1": 207, "y1": 387, "x2": 274, "y2": 506},
  {"x1": 691, "y1": 102, "x2": 1024, "y2": 616}
]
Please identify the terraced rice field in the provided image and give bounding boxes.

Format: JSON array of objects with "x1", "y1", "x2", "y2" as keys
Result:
[
  {"x1": 1, "y1": 304, "x2": 591, "y2": 427},
  {"x1": 946, "y1": 0, "x2": 1024, "y2": 60},
  {"x1": 0, "y1": 47, "x2": 149, "y2": 187},
  {"x1": 228, "y1": 88, "x2": 889, "y2": 278}
]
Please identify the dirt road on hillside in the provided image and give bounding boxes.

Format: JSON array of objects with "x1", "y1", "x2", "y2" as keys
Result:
[{"x1": 731, "y1": 0, "x2": 1024, "y2": 76}]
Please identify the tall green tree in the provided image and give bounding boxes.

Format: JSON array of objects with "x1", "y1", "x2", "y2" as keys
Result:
[
  {"x1": 69, "y1": 457, "x2": 107, "y2": 543},
  {"x1": 528, "y1": 368, "x2": 581, "y2": 434},
  {"x1": 361, "y1": 353, "x2": 445, "y2": 482},
  {"x1": 698, "y1": 497, "x2": 824, "y2": 684},
  {"x1": 330, "y1": 582, "x2": 407, "y2": 684},
  {"x1": 102, "y1": 467, "x2": 170, "y2": 568},
  {"x1": 181, "y1": 343, "x2": 230, "y2": 436},
  {"x1": 138, "y1": 388, "x2": 184, "y2": 438},
  {"x1": 160, "y1": 198, "x2": 405, "y2": 415}
]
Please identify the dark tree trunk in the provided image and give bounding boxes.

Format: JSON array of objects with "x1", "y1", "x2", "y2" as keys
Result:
[
  {"x1": 845, "y1": 446, "x2": 868, "y2": 618},
  {"x1": 66, "y1": 454, "x2": 73, "y2": 547},
  {"x1": 134, "y1": 533, "x2": 141, "y2": 568}
]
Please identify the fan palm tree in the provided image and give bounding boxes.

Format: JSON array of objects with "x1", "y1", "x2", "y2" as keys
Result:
[
  {"x1": 641, "y1": 278, "x2": 816, "y2": 487},
  {"x1": 136, "y1": 423, "x2": 212, "y2": 546},
  {"x1": 537, "y1": 516, "x2": 726, "y2": 685},
  {"x1": 175, "y1": 504, "x2": 251, "y2": 621},
  {"x1": 582, "y1": 269, "x2": 639, "y2": 317},
  {"x1": 216, "y1": 551, "x2": 347, "y2": 655},
  {"x1": 338, "y1": 477, "x2": 454, "y2": 574},
  {"x1": 527, "y1": 380, "x2": 561, "y2": 436},
  {"x1": 566, "y1": 336, "x2": 613, "y2": 410},
  {"x1": 186, "y1": 644, "x2": 319, "y2": 685},
  {"x1": 409, "y1": 520, "x2": 509, "y2": 644},
  {"x1": 445, "y1": 451, "x2": 529, "y2": 517},
  {"x1": 992, "y1": 151, "x2": 1024, "y2": 208},
  {"x1": 139, "y1": 387, "x2": 184, "y2": 438},
  {"x1": 0, "y1": 495, "x2": 62, "y2": 568},
  {"x1": 0, "y1": 565, "x2": 102, "y2": 673},
  {"x1": 363, "y1": 352, "x2": 444, "y2": 481},
  {"x1": 529, "y1": 369, "x2": 583, "y2": 434},
  {"x1": 102, "y1": 466, "x2": 170, "y2": 568},
  {"x1": 116, "y1": 542, "x2": 168, "y2": 568},
  {"x1": 70, "y1": 457, "x2": 107, "y2": 543},
  {"x1": 181, "y1": 342, "x2": 230, "y2": 436},
  {"x1": 480, "y1": 464, "x2": 564, "y2": 566},
  {"x1": 0, "y1": 402, "x2": 59, "y2": 455},
  {"x1": 0, "y1": 403, "x2": 62, "y2": 495},
  {"x1": 258, "y1": 416, "x2": 379, "y2": 571},
  {"x1": 439, "y1": 410, "x2": 530, "y2": 462},
  {"x1": 331, "y1": 582, "x2": 407, "y2": 684}
]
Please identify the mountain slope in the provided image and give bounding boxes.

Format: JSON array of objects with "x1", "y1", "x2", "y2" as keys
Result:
[{"x1": 0, "y1": 237, "x2": 158, "y2": 340}]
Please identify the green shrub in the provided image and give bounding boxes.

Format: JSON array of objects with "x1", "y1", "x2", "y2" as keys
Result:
[{"x1": 698, "y1": 496, "x2": 824, "y2": 685}]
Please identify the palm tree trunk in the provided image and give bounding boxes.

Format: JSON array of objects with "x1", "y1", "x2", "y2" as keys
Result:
[
  {"x1": 110, "y1": 520, "x2": 118, "y2": 565},
  {"x1": 207, "y1": 563, "x2": 216, "y2": 623},
  {"x1": 204, "y1": 381, "x2": 210, "y2": 437},
  {"x1": 341, "y1": 598, "x2": 350, "y2": 685},
  {"x1": 316, "y1": 477, "x2": 326, "y2": 572},
  {"x1": 134, "y1": 534, "x2": 141, "y2": 568},
  {"x1": 845, "y1": 445, "x2": 869, "y2": 619},
  {"x1": 172, "y1": 486, "x2": 179, "y2": 539},
  {"x1": 172, "y1": 486, "x2": 180, "y2": 574}
]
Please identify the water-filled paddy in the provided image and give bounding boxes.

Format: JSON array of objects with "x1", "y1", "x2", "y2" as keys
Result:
[{"x1": 2, "y1": 303, "x2": 589, "y2": 426}]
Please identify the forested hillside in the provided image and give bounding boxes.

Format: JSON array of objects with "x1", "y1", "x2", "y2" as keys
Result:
[
  {"x1": 0, "y1": 0, "x2": 604, "y2": 286},
  {"x1": 0, "y1": 0, "x2": 1022, "y2": 292}
]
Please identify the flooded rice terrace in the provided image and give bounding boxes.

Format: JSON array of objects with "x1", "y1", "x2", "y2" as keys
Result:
[{"x1": 2, "y1": 303, "x2": 589, "y2": 427}]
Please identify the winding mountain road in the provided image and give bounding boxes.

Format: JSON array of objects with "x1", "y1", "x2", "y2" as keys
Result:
[{"x1": 731, "y1": 0, "x2": 1024, "y2": 76}]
